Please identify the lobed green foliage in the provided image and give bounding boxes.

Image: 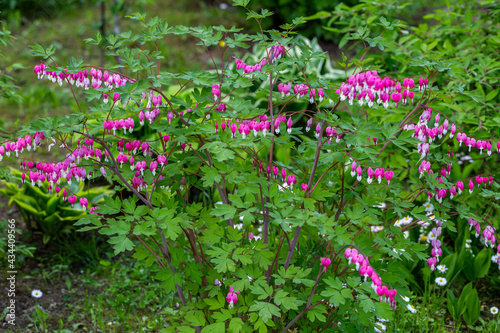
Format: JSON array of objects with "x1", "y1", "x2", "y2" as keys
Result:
[{"x1": 1, "y1": 0, "x2": 500, "y2": 332}]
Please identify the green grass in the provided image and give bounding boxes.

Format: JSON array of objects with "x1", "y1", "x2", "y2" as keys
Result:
[{"x1": 2, "y1": 255, "x2": 177, "y2": 332}]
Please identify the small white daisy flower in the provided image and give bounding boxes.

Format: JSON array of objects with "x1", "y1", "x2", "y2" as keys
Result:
[
  {"x1": 492, "y1": 254, "x2": 499, "y2": 263},
  {"x1": 417, "y1": 220, "x2": 430, "y2": 227},
  {"x1": 423, "y1": 202, "x2": 434, "y2": 212},
  {"x1": 435, "y1": 277, "x2": 447, "y2": 286},
  {"x1": 491, "y1": 306, "x2": 499, "y2": 315},
  {"x1": 374, "y1": 322, "x2": 387, "y2": 332},
  {"x1": 436, "y1": 265, "x2": 448, "y2": 273},
  {"x1": 407, "y1": 304, "x2": 417, "y2": 313},
  {"x1": 31, "y1": 289, "x2": 43, "y2": 298},
  {"x1": 427, "y1": 231, "x2": 437, "y2": 242},
  {"x1": 371, "y1": 226, "x2": 384, "y2": 232},
  {"x1": 402, "y1": 296, "x2": 410, "y2": 302},
  {"x1": 403, "y1": 231, "x2": 409, "y2": 239},
  {"x1": 394, "y1": 220, "x2": 402, "y2": 227},
  {"x1": 401, "y1": 216, "x2": 413, "y2": 225}
]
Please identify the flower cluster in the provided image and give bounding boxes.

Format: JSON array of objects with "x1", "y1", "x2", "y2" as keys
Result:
[
  {"x1": 402, "y1": 108, "x2": 497, "y2": 208},
  {"x1": 468, "y1": 217, "x2": 498, "y2": 258},
  {"x1": 9, "y1": 127, "x2": 177, "y2": 202},
  {"x1": 103, "y1": 118, "x2": 136, "y2": 135},
  {"x1": 235, "y1": 57, "x2": 267, "y2": 74},
  {"x1": 426, "y1": 222, "x2": 443, "y2": 271},
  {"x1": 34, "y1": 63, "x2": 173, "y2": 119},
  {"x1": 344, "y1": 248, "x2": 398, "y2": 309},
  {"x1": 215, "y1": 116, "x2": 271, "y2": 138},
  {"x1": 231, "y1": 45, "x2": 284, "y2": 76},
  {"x1": 0, "y1": 132, "x2": 45, "y2": 160},
  {"x1": 34, "y1": 63, "x2": 133, "y2": 92},
  {"x1": 456, "y1": 132, "x2": 498, "y2": 155},
  {"x1": 335, "y1": 71, "x2": 425, "y2": 108},
  {"x1": 349, "y1": 161, "x2": 394, "y2": 185}
]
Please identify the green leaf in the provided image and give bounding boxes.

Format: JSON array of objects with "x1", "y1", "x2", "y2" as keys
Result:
[
  {"x1": 379, "y1": 17, "x2": 390, "y2": 28},
  {"x1": 473, "y1": 248, "x2": 491, "y2": 279},
  {"x1": 122, "y1": 198, "x2": 137, "y2": 214},
  {"x1": 228, "y1": 318, "x2": 244, "y2": 333},
  {"x1": 374, "y1": 302, "x2": 393, "y2": 321},
  {"x1": 212, "y1": 309, "x2": 232, "y2": 323},
  {"x1": 457, "y1": 282, "x2": 473, "y2": 318},
  {"x1": 249, "y1": 301, "x2": 281, "y2": 324},
  {"x1": 204, "y1": 297, "x2": 225, "y2": 310},
  {"x1": 273, "y1": 290, "x2": 299, "y2": 311},
  {"x1": 212, "y1": 204, "x2": 237, "y2": 220},
  {"x1": 447, "y1": 290, "x2": 462, "y2": 321},
  {"x1": 249, "y1": 282, "x2": 274, "y2": 300},
  {"x1": 134, "y1": 205, "x2": 150, "y2": 217},
  {"x1": 100, "y1": 219, "x2": 130, "y2": 236},
  {"x1": 201, "y1": 165, "x2": 222, "y2": 187},
  {"x1": 10, "y1": 196, "x2": 44, "y2": 218},
  {"x1": 186, "y1": 310, "x2": 206, "y2": 326},
  {"x1": 306, "y1": 304, "x2": 327, "y2": 322},
  {"x1": 232, "y1": 248, "x2": 252, "y2": 265},
  {"x1": 214, "y1": 149, "x2": 235, "y2": 162},
  {"x1": 97, "y1": 196, "x2": 121, "y2": 215},
  {"x1": 133, "y1": 220, "x2": 156, "y2": 236},
  {"x1": 321, "y1": 289, "x2": 345, "y2": 307},
  {"x1": 162, "y1": 217, "x2": 183, "y2": 240},
  {"x1": 207, "y1": 245, "x2": 236, "y2": 273},
  {"x1": 108, "y1": 235, "x2": 135, "y2": 254},
  {"x1": 232, "y1": 0, "x2": 250, "y2": 7},
  {"x1": 201, "y1": 322, "x2": 225, "y2": 333},
  {"x1": 464, "y1": 9, "x2": 472, "y2": 27},
  {"x1": 486, "y1": 88, "x2": 499, "y2": 101},
  {"x1": 359, "y1": 296, "x2": 375, "y2": 313},
  {"x1": 462, "y1": 287, "x2": 480, "y2": 325}
]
